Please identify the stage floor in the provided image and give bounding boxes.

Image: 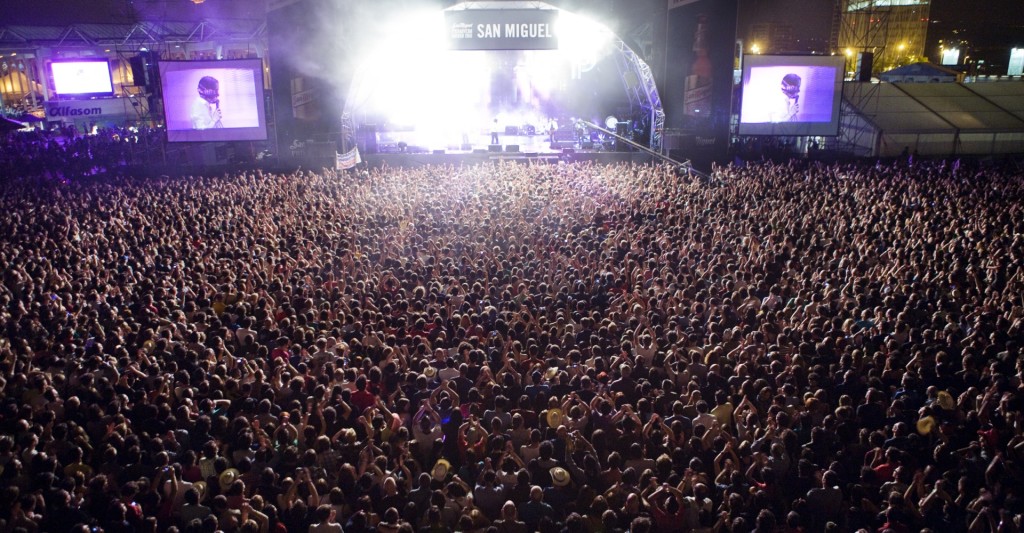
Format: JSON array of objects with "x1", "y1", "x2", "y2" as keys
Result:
[
  {"x1": 374, "y1": 132, "x2": 616, "y2": 156},
  {"x1": 362, "y1": 150, "x2": 655, "y2": 169}
]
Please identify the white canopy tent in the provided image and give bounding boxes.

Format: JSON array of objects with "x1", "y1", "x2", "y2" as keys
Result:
[{"x1": 838, "y1": 81, "x2": 1024, "y2": 158}]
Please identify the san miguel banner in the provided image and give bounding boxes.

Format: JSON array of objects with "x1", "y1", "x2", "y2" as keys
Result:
[{"x1": 446, "y1": 9, "x2": 558, "y2": 50}]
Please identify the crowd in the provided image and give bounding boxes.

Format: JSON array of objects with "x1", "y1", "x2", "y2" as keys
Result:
[
  {"x1": 0, "y1": 154, "x2": 1022, "y2": 533},
  {"x1": 0, "y1": 127, "x2": 165, "y2": 179}
]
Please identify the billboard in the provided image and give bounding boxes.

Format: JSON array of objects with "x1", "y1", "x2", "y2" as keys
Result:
[
  {"x1": 445, "y1": 8, "x2": 558, "y2": 50},
  {"x1": 738, "y1": 55, "x2": 844, "y2": 137},
  {"x1": 664, "y1": 0, "x2": 738, "y2": 158},
  {"x1": 1009, "y1": 48, "x2": 1024, "y2": 76},
  {"x1": 941, "y1": 48, "x2": 960, "y2": 66},
  {"x1": 44, "y1": 98, "x2": 145, "y2": 122},
  {"x1": 50, "y1": 60, "x2": 114, "y2": 98},
  {"x1": 158, "y1": 59, "x2": 268, "y2": 142}
]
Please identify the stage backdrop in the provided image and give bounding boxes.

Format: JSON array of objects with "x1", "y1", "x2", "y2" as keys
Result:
[{"x1": 664, "y1": 0, "x2": 738, "y2": 162}]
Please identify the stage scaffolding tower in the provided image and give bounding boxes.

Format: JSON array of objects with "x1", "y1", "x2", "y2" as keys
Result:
[
  {"x1": 829, "y1": 0, "x2": 930, "y2": 156},
  {"x1": 834, "y1": 0, "x2": 931, "y2": 75}
]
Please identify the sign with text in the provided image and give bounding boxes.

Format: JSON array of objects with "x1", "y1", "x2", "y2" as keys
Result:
[
  {"x1": 44, "y1": 98, "x2": 140, "y2": 121},
  {"x1": 446, "y1": 9, "x2": 558, "y2": 50}
]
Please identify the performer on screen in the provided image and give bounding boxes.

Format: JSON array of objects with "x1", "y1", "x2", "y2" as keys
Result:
[
  {"x1": 190, "y1": 76, "x2": 223, "y2": 129},
  {"x1": 771, "y1": 73, "x2": 801, "y2": 122}
]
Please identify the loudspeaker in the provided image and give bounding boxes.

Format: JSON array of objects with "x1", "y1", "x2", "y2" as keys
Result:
[
  {"x1": 615, "y1": 122, "x2": 630, "y2": 152},
  {"x1": 357, "y1": 124, "x2": 378, "y2": 154},
  {"x1": 856, "y1": 52, "x2": 873, "y2": 82},
  {"x1": 488, "y1": 144, "x2": 502, "y2": 152},
  {"x1": 433, "y1": 149, "x2": 445, "y2": 155},
  {"x1": 505, "y1": 145, "x2": 519, "y2": 152},
  {"x1": 129, "y1": 56, "x2": 146, "y2": 87},
  {"x1": 130, "y1": 52, "x2": 159, "y2": 90}
]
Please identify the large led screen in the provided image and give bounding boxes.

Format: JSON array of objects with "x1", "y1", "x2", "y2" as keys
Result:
[
  {"x1": 50, "y1": 60, "x2": 114, "y2": 97},
  {"x1": 159, "y1": 59, "x2": 268, "y2": 142},
  {"x1": 738, "y1": 55, "x2": 844, "y2": 136}
]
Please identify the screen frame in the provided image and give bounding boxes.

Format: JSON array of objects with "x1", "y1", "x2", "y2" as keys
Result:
[
  {"x1": 49, "y1": 59, "x2": 115, "y2": 98},
  {"x1": 738, "y1": 54, "x2": 845, "y2": 137},
  {"x1": 158, "y1": 58, "x2": 269, "y2": 143}
]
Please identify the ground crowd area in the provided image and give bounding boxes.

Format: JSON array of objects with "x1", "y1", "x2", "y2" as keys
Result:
[{"x1": 0, "y1": 156, "x2": 1022, "y2": 533}]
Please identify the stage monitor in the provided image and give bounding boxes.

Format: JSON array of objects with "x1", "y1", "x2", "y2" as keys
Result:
[
  {"x1": 738, "y1": 55, "x2": 844, "y2": 137},
  {"x1": 50, "y1": 60, "x2": 114, "y2": 98},
  {"x1": 159, "y1": 59, "x2": 268, "y2": 142}
]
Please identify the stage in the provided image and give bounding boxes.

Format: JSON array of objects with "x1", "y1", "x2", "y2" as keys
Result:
[
  {"x1": 361, "y1": 148, "x2": 654, "y2": 169},
  {"x1": 347, "y1": 126, "x2": 656, "y2": 168}
]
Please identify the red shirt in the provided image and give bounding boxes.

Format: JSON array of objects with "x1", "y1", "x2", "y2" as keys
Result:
[
  {"x1": 873, "y1": 462, "x2": 896, "y2": 482},
  {"x1": 351, "y1": 389, "x2": 377, "y2": 413}
]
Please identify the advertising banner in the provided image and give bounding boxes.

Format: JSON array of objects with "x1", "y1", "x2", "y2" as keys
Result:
[
  {"x1": 664, "y1": 0, "x2": 738, "y2": 158},
  {"x1": 446, "y1": 9, "x2": 558, "y2": 51},
  {"x1": 44, "y1": 98, "x2": 138, "y2": 121}
]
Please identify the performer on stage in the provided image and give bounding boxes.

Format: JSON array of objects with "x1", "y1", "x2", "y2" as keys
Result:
[{"x1": 490, "y1": 119, "x2": 500, "y2": 145}]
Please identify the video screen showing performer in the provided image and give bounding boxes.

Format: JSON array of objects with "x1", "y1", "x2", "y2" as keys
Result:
[{"x1": 160, "y1": 59, "x2": 267, "y2": 142}]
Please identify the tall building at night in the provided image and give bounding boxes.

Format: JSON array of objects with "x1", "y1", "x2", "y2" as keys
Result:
[{"x1": 835, "y1": 0, "x2": 931, "y2": 75}]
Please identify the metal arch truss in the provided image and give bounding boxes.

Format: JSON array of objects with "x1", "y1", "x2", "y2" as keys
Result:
[{"x1": 611, "y1": 39, "x2": 664, "y2": 152}]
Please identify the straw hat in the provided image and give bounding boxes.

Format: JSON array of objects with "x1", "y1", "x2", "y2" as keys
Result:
[
  {"x1": 432, "y1": 459, "x2": 451, "y2": 482},
  {"x1": 916, "y1": 416, "x2": 936, "y2": 435},
  {"x1": 935, "y1": 391, "x2": 955, "y2": 411},
  {"x1": 550, "y1": 467, "x2": 571, "y2": 487},
  {"x1": 545, "y1": 408, "x2": 563, "y2": 428},
  {"x1": 218, "y1": 468, "x2": 240, "y2": 492},
  {"x1": 193, "y1": 480, "x2": 208, "y2": 500}
]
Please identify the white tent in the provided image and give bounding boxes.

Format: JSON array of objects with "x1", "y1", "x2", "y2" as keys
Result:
[{"x1": 839, "y1": 81, "x2": 1024, "y2": 157}]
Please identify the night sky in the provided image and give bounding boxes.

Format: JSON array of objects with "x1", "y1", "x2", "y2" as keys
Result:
[{"x1": 2, "y1": 0, "x2": 1021, "y2": 69}]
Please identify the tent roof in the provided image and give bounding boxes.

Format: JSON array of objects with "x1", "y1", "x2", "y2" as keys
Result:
[
  {"x1": 966, "y1": 82, "x2": 1024, "y2": 122},
  {"x1": 880, "y1": 62, "x2": 960, "y2": 78},
  {"x1": 844, "y1": 83, "x2": 951, "y2": 133},
  {"x1": 844, "y1": 81, "x2": 1024, "y2": 134}
]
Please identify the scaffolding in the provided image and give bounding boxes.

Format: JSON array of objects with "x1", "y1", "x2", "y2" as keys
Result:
[{"x1": 835, "y1": 0, "x2": 931, "y2": 75}]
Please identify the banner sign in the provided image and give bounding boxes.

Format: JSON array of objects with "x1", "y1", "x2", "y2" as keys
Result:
[
  {"x1": 336, "y1": 147, "x2": 362, "y2": 170},
  {"x1": 664, "y1": 0, "x2": 737, "y2": 150},
  {"x1": 446, "y1": 9, "x2": 558, "y2": 50},
  {"x1": 44, "y1": 98, "x2": 140, "y2": 121}
]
